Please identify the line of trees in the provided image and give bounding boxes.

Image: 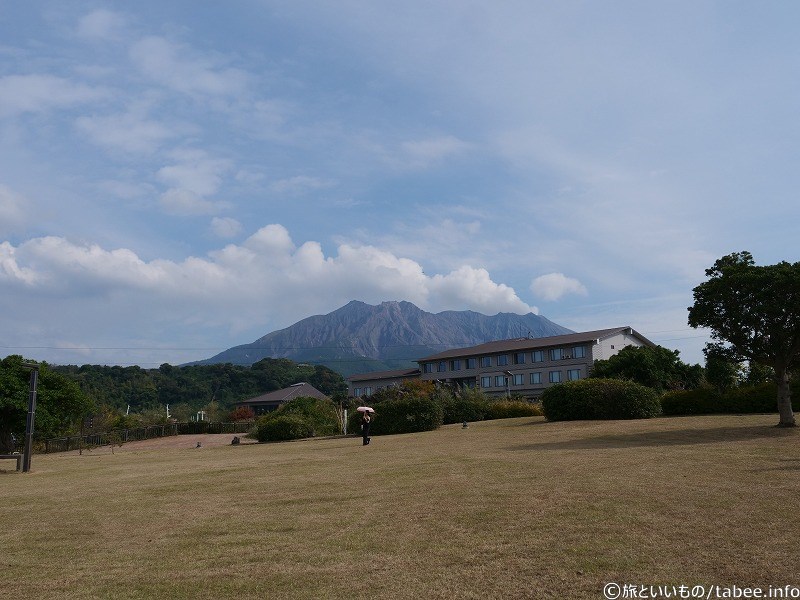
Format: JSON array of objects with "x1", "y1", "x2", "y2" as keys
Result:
[
  {"x1": 0, "y1": 356, "x2": 348, "y2": 452},
  {"x1": 53, "y1": 358, "x2": 347, "y2": 412}
]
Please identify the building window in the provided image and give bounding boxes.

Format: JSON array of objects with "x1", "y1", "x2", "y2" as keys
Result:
[
  {"x1": 549, "y1": 348, "x2": 563, "y2": 361},
  {"x1": 514, "y1": 352, "x2": 526, "y2": 365},
  {"x1": 532, "y1": 350, "x2": 544, "y2": 363},
  {"x1": 530, "y1": 372, "x2": 542, "y2": 385},
  {"x1": 513, "y1": 373, "x2": 523, "y2": 386},
  {"x1": 464, "y1": 379, "x2": 476, "y2": 389},
  {"x1": 364, "y1": 386, "x2": 373, "y2": 396},
  {"x1": 480, "y1": 376, "x2": 491, "y2": 388},
  {"x1": 497, "y1": 354, "x2": 509, "y2": 366},
  {"x1": 423, "y1": 363, "x2": 433, "y2": 374},
  {"x1": 438, "y1": 361, "x2": 447, "y2": 372},
  {"x1": 466, "y1": 358, "x2": 477, "y2": 369},
  {"x1": 548, "y1": 371, "x2": 562, "y2": 383},
  {"x1": 573, "y1": 346, "x2": 586, "y2": 359},
  {"x1": 480, "y1": 356, "x2": 492, "y2": 368},
  {"x1": 450, "y1": 359, "x2": 462, "y2": 371},
  {"x1": 567, "y1": 369, "x2": 581, "y2": 381},
  {"x1": 495, "y1": 375, "x2": 507, "y2": 387},
  {"x1": 354, "y1": 387, "x2": 362, "y2": 396}
]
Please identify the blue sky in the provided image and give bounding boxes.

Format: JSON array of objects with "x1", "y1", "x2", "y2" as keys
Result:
[{"x1": 1, "y1": 1, "x2": 798, "y2": 368}]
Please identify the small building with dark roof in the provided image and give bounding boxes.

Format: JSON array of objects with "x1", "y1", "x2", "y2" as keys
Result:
[
  {"x1": 236, "y1": 382, "x2": 330, "y2": 415},
  {"x1": 347, "y1": 367, "x2": 421, "y2": 398}
]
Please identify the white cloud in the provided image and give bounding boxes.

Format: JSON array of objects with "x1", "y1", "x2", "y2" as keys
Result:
[
  {"x1": 0, "y1": 74, "x2": 108, "y2": 117},
  {"x1": 210, "y1": 217, "x2": 242, "y2": 238},
  {"x1": 0, "y1": 241, "x2": 39, "y2": 285},
  {"x1": 531, "y1": 273, "x2": 588, "y2": 302},
  {"x1": 77, "y1": 9, "x2": 126, "y2": 41},
  {"x1": 431, "y1": 266, "x2": 536, "y2": 315},
  {"x1": 129, "y1": 36, "x2": 249, "y2": 97},
  {"x1": 1, "y1": 227, "x2": 535, "y2": 333}
]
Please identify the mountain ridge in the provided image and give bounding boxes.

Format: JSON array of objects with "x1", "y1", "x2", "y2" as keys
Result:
[{"x1": 193, "y1": 300, "x2": 574, "y2": 376}]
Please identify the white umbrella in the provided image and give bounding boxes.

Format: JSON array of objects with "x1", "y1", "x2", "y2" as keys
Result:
[{"x1": 356, "y1": 406, "x2": 375, "y2": 413}]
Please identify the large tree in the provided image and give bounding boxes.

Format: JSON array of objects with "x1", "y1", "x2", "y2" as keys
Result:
[
  {"x1": 0, "y1": 355, "x2": 95, "y2": 453},
  {"x1": 688, "y1": 252, "x2": 800, "y2": 427},
  {"x1": 590, "y1": 345, "x2": 703, "y2": 392}
]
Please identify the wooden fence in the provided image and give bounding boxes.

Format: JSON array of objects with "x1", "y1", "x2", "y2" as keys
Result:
[{"x1": 42, "y1": 421, "x2": 253, "y2": 454}]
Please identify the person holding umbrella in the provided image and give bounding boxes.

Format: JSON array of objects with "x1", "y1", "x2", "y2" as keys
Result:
[{"x1": 357, "y1": 406, "x2": 374, "y2": 445}]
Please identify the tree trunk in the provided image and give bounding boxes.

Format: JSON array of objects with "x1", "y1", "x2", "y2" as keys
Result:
[{"x1": 776, "y1": 369, "x2": 796, "y2": 427}]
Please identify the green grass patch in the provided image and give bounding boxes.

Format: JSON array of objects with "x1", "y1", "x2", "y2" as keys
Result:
[{"x1": 1, "y1": 414, "x2": 798, "y2": 598}]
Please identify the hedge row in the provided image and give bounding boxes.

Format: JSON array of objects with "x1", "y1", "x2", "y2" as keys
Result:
[
  {"x1": 661, "y1": 382, "x2": 800, "y2": 416},
  {"x1": 439, "y1": 395, "x2": 543, "y2": 424},
  {"x1": 347, "y1": 392, "x2": 544, "y2": 437},
  {"x1": 541, "y1": 378, "x2": 662, "y2": 421}
]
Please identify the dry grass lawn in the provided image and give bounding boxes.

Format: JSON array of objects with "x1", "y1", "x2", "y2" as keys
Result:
[{"x1": 1, "y1": 414, "x2": 798, "y2": 599}]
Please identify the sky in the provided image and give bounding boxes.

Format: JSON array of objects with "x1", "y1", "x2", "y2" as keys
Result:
[{"x1": 1, "y1": 1, "x2": 798, "y2": 368}]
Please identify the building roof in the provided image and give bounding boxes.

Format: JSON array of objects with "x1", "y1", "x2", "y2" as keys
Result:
[
  {"x1": 347, "y1": 368, "x2": 421, "y2": 383},
  {"x1": 416, "y1": 327, "x2": 654, "y2": 362},
  {"x1": 237, "y1": 382, "x2": 330, "y2": 406}
]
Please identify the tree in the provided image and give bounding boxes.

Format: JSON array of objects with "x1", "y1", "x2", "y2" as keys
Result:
[
  {"x1": 169, "y1": 402, "x2": 193, "y2": 423},
  {"x1": 201, "y1": 400, "x2": 224, "y2": 423},
  {"x1": 590, "y1": 345, "x2": 703, "y2": 392},
  {"x1": 704, "y1": 346, "x2": 742, "y2": 392},
  {"x1": 743, "y1": 362, "x2": 774, "y2": 386},
  {"x1": 0, "y1": 355, "x2": 95, "y2": 453},
  {"x1": 228, "y1": 406, "x2": 255, "y2": 422},
  {"x1": 688, "y1": 251, "x2": 800, "y2": 427}
]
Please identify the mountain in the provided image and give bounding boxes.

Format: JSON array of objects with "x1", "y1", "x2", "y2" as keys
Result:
[{"x1": 194, "y1": 300, "x2": 573, "y2": 376}]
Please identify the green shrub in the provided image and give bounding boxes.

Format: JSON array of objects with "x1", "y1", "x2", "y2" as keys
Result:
[
  {"x1": 542, "y1": 378, "x2": 661, "y2": 421},
  {"x1": 486, "y1": 400, "x2": 543, "y2": 420},
  {"x1": 661, "y1": 383, "x2": 799, "y2": 415},
  {"x1": 441, "y1": 389, "x2": 490, "y2": 424},
  {"x1": 256, "y1": 414, "x2": 314, "y2": 442},
  {"x1": 254, "y1": 396, "x2": 340, "y2": 441},
  {"x1": 273, "y1": 396, "x2": 340, "y2": 436},
  {"x1": 369, "y1": 396, "x2": 444, "y2": 435}
]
